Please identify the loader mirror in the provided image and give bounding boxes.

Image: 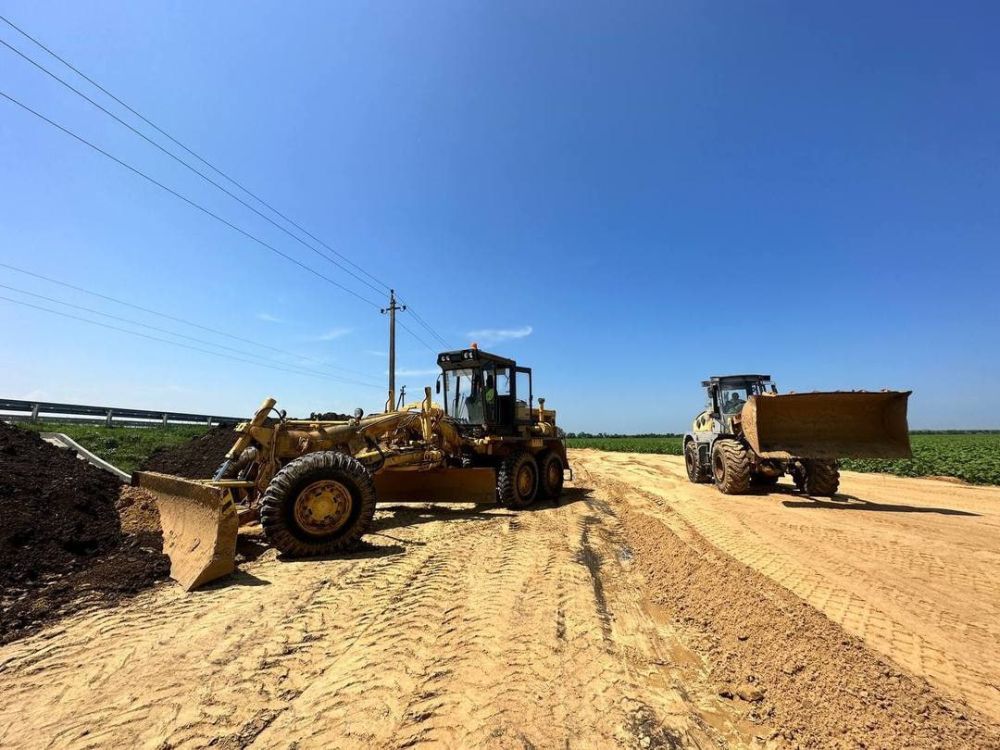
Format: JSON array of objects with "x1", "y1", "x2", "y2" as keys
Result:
[
  {"x1": 353, "y1": 407, "x2": 364, "y2": 419},
  {"x1": 435, "y1": 377, "x2": 441, "y2": 394}
]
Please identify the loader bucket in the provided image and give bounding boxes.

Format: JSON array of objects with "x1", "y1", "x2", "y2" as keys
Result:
[
  {"x1": 741, "y1": 391, "x2": 912, "y2": 461},
  {"x1": 132, "y1": 471, "x2": 239, "y2": 590}
]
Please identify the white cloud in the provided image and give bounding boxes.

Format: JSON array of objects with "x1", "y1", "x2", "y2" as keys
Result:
[
  {"x1": 465, "y1": 325, "x2": 533, "y2": 345},
  {"x1": 314, "y1": 327, "x2": 352, "y2": 341},
  {"x1": 256, "y1": 312, "x2": 282, "y2": 323}
]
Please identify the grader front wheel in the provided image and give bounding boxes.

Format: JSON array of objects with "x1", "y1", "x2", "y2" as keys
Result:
[{"x1": 260, "y1": 451, "x2": 376, "y2": 556}]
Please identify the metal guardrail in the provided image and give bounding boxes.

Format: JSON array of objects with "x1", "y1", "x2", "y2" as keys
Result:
[{"x1": 0, "y1": 398, "x2": 242, "y2": 427}]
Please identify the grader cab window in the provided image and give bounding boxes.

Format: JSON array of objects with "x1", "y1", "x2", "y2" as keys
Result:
[{"x1": 443, "y1": 364, "x2": 514, "y2": 426}]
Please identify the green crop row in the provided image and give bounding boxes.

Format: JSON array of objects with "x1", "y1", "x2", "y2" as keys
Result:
[{"x1": 567, "y1": 433, "x2": 1000, "y2": 486}]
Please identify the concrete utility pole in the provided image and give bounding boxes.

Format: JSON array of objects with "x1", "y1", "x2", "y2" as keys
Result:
[{"x1": 381, "y1": 289, "x2": 406, "y2": 412}]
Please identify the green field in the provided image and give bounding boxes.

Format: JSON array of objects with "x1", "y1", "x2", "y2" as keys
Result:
[
  {"x1": 18, "y1": 422, "x2": 210, "y2": 474},
  {"x1": 567, "y1": 433, "x2": 1000, "y2": 486}
]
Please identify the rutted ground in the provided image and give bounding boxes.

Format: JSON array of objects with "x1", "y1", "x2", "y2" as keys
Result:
[
  {"x1": 0, "y1": 488, "x2": 751, "y2": 750},
  {"x1": 573, "y1": 450, "x2": 1000, "y2": 724},
  {"x1": 1, "y1": 452, "x2": 999, "y2": 749}
]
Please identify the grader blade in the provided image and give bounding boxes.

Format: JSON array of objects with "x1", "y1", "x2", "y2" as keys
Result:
[
  {"x1": 742, "y1": 391, "x2": 912, "y2": 460},
  {"x1": 132, "y1": 471, "x2": 239, "y2": 590}
]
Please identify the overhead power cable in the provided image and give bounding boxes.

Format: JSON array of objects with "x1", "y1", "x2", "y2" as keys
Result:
[
  {"x1": 0, "y1": 13, "x2": 392, "y2": 295},
  {"x1": 0, "y1": 89, "x2": 382, "y2": 309},
  {"x1": 0, "y1": 282, "x2": 382, "y2": 388},
  {"x1": 0, "y1": 261, "x2": 377, "y2": 380},
  {"x1": 0, "y1": 294, "x2": 383, "y2": 388},
  {"x1": 0, "y1": 35, "x2": 386, "y2": 298},
  {"x1": 397, "y1": 319, "x2": 435, "y2": 352},
  {"x1": 400, "y1": 301, "x2": 451, "y2": 348}
]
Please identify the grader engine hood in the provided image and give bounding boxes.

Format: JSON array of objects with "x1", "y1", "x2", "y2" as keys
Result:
[{"x1": 741, "y1": 391, "x2": 912, "y2": 460}]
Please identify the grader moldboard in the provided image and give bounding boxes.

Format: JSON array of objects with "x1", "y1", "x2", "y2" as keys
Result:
[
  {"x1": 684, "y1": 375, "x2": 912, "y2": 496},
  {"x1": 134, "y1": 347, "x2": 569, "y2": 590}
]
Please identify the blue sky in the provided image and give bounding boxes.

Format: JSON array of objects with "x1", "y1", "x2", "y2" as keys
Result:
[{"x1": 1, "y1": 1, "x2": 997, "y2": 431}]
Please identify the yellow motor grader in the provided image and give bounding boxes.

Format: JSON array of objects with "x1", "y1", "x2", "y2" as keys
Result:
[{"x1": 134, "y1": 347, "x2": 568, "y2": 589}]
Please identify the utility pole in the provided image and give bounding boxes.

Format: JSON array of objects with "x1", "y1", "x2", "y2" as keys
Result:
[{"x1": 381, "y1": 289, "x2": 406, "y2": 412}]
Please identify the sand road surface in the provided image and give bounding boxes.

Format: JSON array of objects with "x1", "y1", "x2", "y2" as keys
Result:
[{"x1": 1, "y1": 451, "x2": 999, "y2": 749}]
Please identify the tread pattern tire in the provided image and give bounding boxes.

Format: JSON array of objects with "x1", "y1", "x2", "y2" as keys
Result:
[
  {"x1": 684, "y1": 440, "x2": 710, "y2": 483},
  {"x1": 537, "y1": 451, "x2": 565, "y2": 499},
  {"x1": 803, "y1": 460, "x2": 840, "y2": 496},
  {"x1": 260, "y1": 451, "x2": 376, "y2": 556},
  {"x1": 711, "y1": 439, "x2": 751, "y2": 495},
  {"x1": 497, "y1": 451, "x2": 539, "y2": 509}
]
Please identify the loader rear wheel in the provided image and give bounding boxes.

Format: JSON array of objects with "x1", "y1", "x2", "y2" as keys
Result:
[
  {"x1": 685, "y1": 440, "x2": 710, "y2": 483},
  {"x1": 260, "y1": 451, "x2": 376, "y2": 556},
  {"x1": 802, "y1": 460, "x2": 840, "y2": 497},
  {"x1": 711, "y1": 439, "x2": 751, "y2": 495},
  {"x1": 537, "y1": 451, "x2": 565, "y2": 499},
  {"x1": 498, "y1": 451, "x2": 539, "y2": 508}
]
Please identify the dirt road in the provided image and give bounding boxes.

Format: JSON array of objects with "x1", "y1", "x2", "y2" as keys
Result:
[
  {"x1": 572, "y1": 450, "x2": 1000, "y2": 724},
  {"x1": 1, "y1": 452, "x2": 998, "y2": 749}
]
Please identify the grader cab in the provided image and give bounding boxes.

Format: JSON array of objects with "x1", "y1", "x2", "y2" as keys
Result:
[{"x1": 134, "y1": 347, "x2": 568, "y2": 590}]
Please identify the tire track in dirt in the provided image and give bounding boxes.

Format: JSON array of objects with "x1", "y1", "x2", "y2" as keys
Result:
[
  {"x1": 0, "y1": 491, "x2": 751, "y2": 749},
  {"x1": 573, "y1": 450, "x2": 1000, "y2": 733},
  {"x1": 573, "y1": 458, "x2": 1000, "y2": 749}
]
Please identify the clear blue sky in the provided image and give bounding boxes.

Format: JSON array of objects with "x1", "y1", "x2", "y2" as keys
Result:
[{"x1": 1, "y1": 1, "x2": 997, "y2": 431}]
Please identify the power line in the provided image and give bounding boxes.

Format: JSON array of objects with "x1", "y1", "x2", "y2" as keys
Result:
[
  {"x1": 0, "y1": 261, "x2": 378, "y2": 380},
  {"x1": 0, "y1": 293, "x2": 383, "y2": 388},
  {"x1": 397, "y1": 318, "x2": 435, "y2": 352},
  {"x1": 0, "y1": 13, "x2": 392, "y2": 295},
  {"x1": 0, "y1": 282, "x2": 383, "y2": 388},
  {"x1": 0, "y1": 88, "x2": 382, "y2": 309},
  {"x1": 1, "y1": 13, "x2": 456, "y2": 357},
  {"x1": 401, "y1": 301, "x2": 451, "y2": 348},
  {"x1": 0, "y1": 34, "x2": 387, "y2": 298}
]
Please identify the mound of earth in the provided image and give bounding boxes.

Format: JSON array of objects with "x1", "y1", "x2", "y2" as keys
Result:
[
  {"x1": 140, "y1": 425, "x2": 238, "y2": 478},
  {"x1": 0, "y1": 423, "x2": 169, "y2": 644}
]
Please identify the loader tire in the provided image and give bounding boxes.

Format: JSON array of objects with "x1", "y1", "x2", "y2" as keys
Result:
[
  {"x1": 711, "y1": 439, "x2": 751, "y2": 495},
  {"x1": 537, "y1": 451, "x2": 565, "y2": 499},
  {"x1": 497, "y1": 451, "x2": 539, "y2": 508},
  {"x1": 685, "y1": 440, "x2": 710, "y2": 483},
  {"x1": 802, "y1": 460, "x2": 840, "y2": 497},
  {"x1": 260, "y1": 451, "x2": 376, "y2": 556}
]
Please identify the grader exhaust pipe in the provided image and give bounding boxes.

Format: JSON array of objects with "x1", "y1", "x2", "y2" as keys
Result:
[{"x1": 741, "y1": 391, "x2": 912, "y2": 461}]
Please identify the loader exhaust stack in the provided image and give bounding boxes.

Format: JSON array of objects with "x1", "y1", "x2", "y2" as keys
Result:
[{"x1": 741, "y1": 391, "x2": 912, "y2": 461}]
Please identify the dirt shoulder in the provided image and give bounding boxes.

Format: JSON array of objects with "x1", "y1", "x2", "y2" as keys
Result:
[{"x1": 574, "y1": 456, "x2": 1000, "y2": 748}]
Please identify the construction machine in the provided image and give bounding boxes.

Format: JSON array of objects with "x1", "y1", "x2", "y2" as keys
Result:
[
  {"x1": 683, "y1": 375, "x2": 911, "y2": 496},
  {"x1": 133, "y1": 346, "x2": 568, "y2": 590}
]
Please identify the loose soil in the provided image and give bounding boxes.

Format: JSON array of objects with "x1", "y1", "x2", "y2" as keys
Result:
[
  {"x1": 1, "y1": 448, "x2": 998, "y2": 748},
  {"x1": 0, "y1": 423, "x2": 168, "y2": 645},
  {"x1": 139, "y1": 424, "x2": 238, "y2": 478}
]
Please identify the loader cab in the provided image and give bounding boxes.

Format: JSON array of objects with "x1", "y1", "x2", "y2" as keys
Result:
[
  {"x1": 704, "y1": 375, "x2": 776, "y2": 431},
  {"x1": 437, "y1": 347, "x2": 533, "y2": 434}
]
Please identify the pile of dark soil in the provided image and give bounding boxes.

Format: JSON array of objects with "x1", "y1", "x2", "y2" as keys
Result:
[
  {"x1": 140, "y1": 425, "x2": 237, "y2": 478},
  {"x1": 0, "y1": 423, "x2": 169, "y2": 644}
]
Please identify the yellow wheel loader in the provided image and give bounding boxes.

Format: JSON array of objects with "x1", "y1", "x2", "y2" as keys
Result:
[
  {"x1": 133, "y1": 347, "x2": 569, "y2": 590},
  {"x1": 683, "y1": 375, "x2": 911, "y2": 496}
]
